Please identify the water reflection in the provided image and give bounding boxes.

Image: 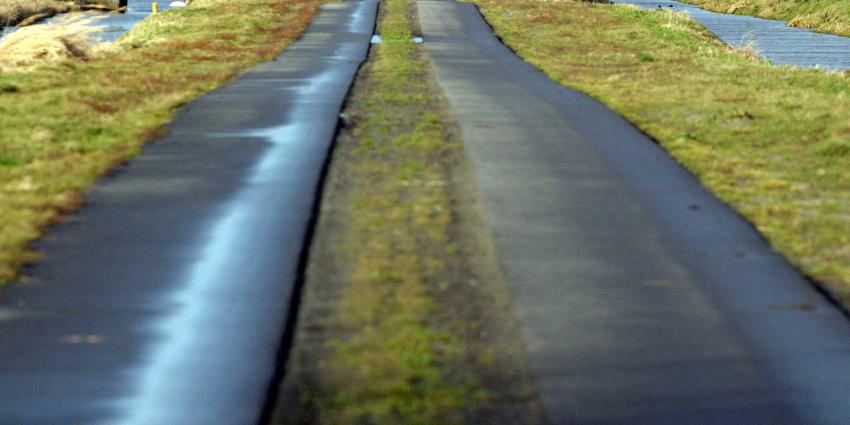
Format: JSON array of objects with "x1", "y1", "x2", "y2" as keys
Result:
[
  {"x1": 91, "y1": 0, "x2": 164, "y2": 42},
  {"x1": 612, "y1": 0, "x2": 850, "y2": 70},
  {"x1": 1, "y1": 0, "x2": 172, "y2": 43}
]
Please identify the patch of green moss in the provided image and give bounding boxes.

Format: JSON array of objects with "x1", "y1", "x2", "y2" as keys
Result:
[
  {"x1": 313, "y1": 0, "x2": 477, "y2": 423},
  {"x1": 680, "y1": 0, "x2": 850, "y2": 37}
]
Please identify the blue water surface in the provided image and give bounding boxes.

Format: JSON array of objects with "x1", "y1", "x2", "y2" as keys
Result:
[
  {"x1": 613, "y1": 0, "x2": 850, "y2": 70},
  {"x1": 1, "y1": 0, "x2": 177, "y2": 42}
]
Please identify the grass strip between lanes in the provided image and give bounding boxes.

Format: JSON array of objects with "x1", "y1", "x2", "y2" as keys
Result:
[
  {"x1": 0, "y1": 0, "x2": 324, "y2": 284},
  {"x1": 273, "y1": 0, "x2": 543, "y2": 423},
  {"x1": 471, "y1": 0, "x2": 850, "y2": 300},
  {"x1": 679, "y1": 0, "x2": 850, "y2": 37},
  {"x1": 311, "y1": 0, "x2": 474, "y2": 422}
]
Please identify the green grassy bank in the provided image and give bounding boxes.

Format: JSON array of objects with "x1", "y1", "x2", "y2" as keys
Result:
[
  {"x1": 471, "y1": 0, "x2": 850, "y2": 300},
  {"x1": 0, "y1": 0, "x2": 324, "y2": 284},
  {"x1": 680, "y1": 0, "x2": 850, "y2": 37}
]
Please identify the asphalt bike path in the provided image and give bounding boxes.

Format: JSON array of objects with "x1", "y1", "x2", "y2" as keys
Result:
[
  {"x1": 0, "y1": 1, "x2": 377, "y2": 423},
  {"x1": 418, "y1": 1, "x2": 850, "y2": 424}
]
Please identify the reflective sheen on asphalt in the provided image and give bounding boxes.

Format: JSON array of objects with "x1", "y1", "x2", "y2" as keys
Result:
[{"x1": 0, "y1": 1, "x2": 377, "y2": 424}]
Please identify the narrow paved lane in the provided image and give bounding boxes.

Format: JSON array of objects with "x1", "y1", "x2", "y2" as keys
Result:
[
  {"x1": 418, "y1": 1, "x2": 850, "y2": 424},
  {"x1": 0, "y1": 1, "x2": 376, "y2": 424}
]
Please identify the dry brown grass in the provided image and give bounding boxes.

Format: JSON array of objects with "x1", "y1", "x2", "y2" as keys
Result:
[
  {"x1": 0, "y1": 0, "x2": 67, "y2": 27},
  {"x1": 0, "y1": 0, "x2": 115, "y2": 27},
  {"x1": 0, "y1": 14, "x2": 105, "y2": 69}
]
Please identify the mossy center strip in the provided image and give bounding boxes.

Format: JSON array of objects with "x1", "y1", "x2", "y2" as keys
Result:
[
  {"x1": 311, "y1": 0, "x2": 472, "y2": 422},
  {"x1": 272, "y1": 0, "x2": 543, "y2": 424}
]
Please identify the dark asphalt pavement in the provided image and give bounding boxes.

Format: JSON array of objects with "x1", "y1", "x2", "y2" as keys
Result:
[
  {"x1": 418, "y1": 1, "x2": 850, "y2": 424},
  {"x1": 0, "y1": 1, "x2": 376, "y2": 424}
]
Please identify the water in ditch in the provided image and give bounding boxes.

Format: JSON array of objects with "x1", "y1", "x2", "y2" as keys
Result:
[
  {"x1": 1, "y1": 0, "x2": 178, "y2": 42},
  {"x1": 612, "y1": 0, "x2": 850, "y2": 70},
  {"x1": 93, "y1": 0, "x2": 180, "y2": 42}
]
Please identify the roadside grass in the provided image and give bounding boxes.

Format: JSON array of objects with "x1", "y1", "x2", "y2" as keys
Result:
[
  {"x1": 470, "y1": 0, "x2": 850, "y2": 299},
  {"x1": 309, "y1": 0, "x2": 475, "y2": 423},
  {"x1": 0, "y1": 0, "x2": 324, "y2": 284},
  {"x1": 0, "y1": 0, "x2": 116, "y2": 28},
  {"x1": 679, "y1": 0, "x2": 850, "y2": 37}
]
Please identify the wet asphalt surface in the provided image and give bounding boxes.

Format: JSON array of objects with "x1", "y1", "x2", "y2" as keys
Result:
[
  {"x1": 613, "y1": 0, "x2": 850, "y2": 70},
  {"x1": 0, "y1": 0, "x2": 376, "y2": 424},
  {"x1": 419, "y1": 1, "x2": 850, "y2": 424}
]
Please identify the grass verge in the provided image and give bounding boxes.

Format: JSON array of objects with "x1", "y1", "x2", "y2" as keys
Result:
[
  {"x1": 470, "y1": 0, "x2": 850, "y2": 300},
  {"x1": 679, "y1": 0, "x2": 850, "y2": 37},
  {"x1": 271, "y1": 0, "x2": 542, "y2": 424},
  {"x1": 0, "y1": 0, "x2": 325, "y2": 284}
]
